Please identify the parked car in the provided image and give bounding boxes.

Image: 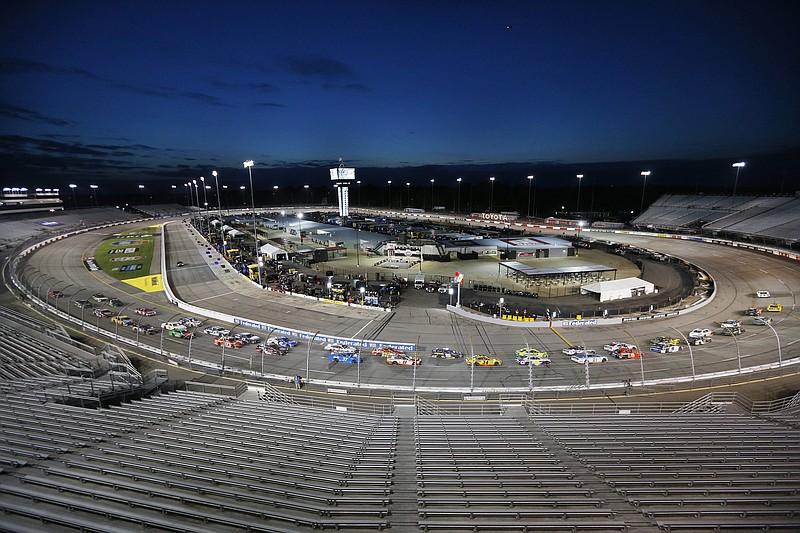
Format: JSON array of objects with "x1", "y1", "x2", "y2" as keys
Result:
[
  {"x1": 437, "y1": 283, "x2": 451, "y2": 294},
  {"x1": 746, "y1": 307, "x2": 763, "y2": 316},
  {"x1": 515, "y1": 347, "x2": 550, "y2": 358},
  {"x1": 767, "y1": 303, "x2": 783, "y2": 312},
  {"x1": 430, "y1": 347, "x2": 464, "y2": 359},
  {"x1": 387, "y1": 355, "x2": 421, "y2": 366},
  {"x1": 756, "y1": 290, "x2": 771, "y2": 298},
  {"x1": 328, "y1": 352, "x2": 363, "y2": 364},
  {"x1": 91, "y1": 293, "x2": 108, "y2": 302},
  {"x1": 753, "y1": 316, "x2": 772, "y2": 326},
  {"x1": 108, "y1": 298, "x2": 124, "y2": 307},
  {"x1": 561, "y1": 345, "x2": 586, "y2": 356},
  {"x1": 570, "y1": 353, "x2": 608, "y2": 364},
  {"x1": 214, "y1": 336, "x2": 243, "y2": 349},
  {"x1": 466, "y1": 355, "x2": 503, "y2": 366},
  {"x1": 93, "y1": 308, "x2": 113, "y2": 318},
  {"x1": 134, "y1": 307, "x2": 157, "y2": 317},
  {"x1": 73, "y1": 300, "x2": 93, "y2": 308},
  {"x1": 168, "y1": 329, "x2": 194, "y2": 339},
  {"x1": 203, "y1": 325, "x2": 229, "y2": 336},
  {"x1": 720, "y1": 326, "x2": 745, "y2": 336},
  {"x1": 163, "y1": 322, "x2": 188, "y2": 331},
  {"x1": 688, "y1": 328, "x2": 714, "y2": 339}
]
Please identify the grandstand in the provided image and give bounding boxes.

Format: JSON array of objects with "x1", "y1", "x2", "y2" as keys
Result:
[
  {"x1": 632, "y1": 194, "x2": 800, "y2": 247},
  {"x1": 1, "y1": 302, "x2": 798, "y2": 532}
]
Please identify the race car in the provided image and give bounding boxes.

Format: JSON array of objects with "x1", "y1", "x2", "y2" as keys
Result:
[
  {"x1": 256, "y1": 343, "x2": 287, "y2": 355},
  {"x1": 73, "y1": 300, "x2": 93, "y2": 308},
  {"x1": 430, "y1": 347, "x2": 464, "y2": 359},
  {"x1": 720, "y1": 326, "x2": 745, "y2": 336},
  {"x1": 168, "y1": 329, "x2": 194, "y2": 339},
  {"x1": 163, "y1": 322, "x2": 188, "y2": 332},
  {"x1": 720, "y1": 319, "x2": 743, "y2": 329},
  {"x1": 466, "y1": 355, "x2": 503, "y2": 366},
  {"x1": 93, "y1": 309, "x2": 113, "y2": 318},
  {"x1": 515, "y1": 355, "x2": 551, "y2": 366},
  {"x1": 687, "y1": 336, "x2": 711, "y2": 346},
  {"x1": 387, "y1": 355, "x2": 421, "y2": 366},
  {"x1": 561, "y1": 345, "x2": 586, "y2": 356},
  {"x1": 132, "y1": 324, "x2": 158, "y2": 335},
  {"x1": 753, "y1": 316, "x2": 772, "y2": 326},
  {"x1": 112, "y1": 315, "x2": 134, "y2": 326},
  {"x1": 746, "y1": 307, "x2": 763, "y2": 316},
  {"x1": 233, "y1": 333, "x2": 261, "y2": 344},
  {"x1": 134, "y1": 307, "x2": 157, "y2": 317},
  {"x1": 325, "y1": 343, "x2": 358, "y2": 355},
  {"x1": 108, "y1": 298, "x2": 124, "y2": 307},
  {"x1": 570, "y1": 353, "x2": 608, "y2": 364},
  {"x1": 612, "y1": 348, "x2": 642, "y2": 359},
  {"x1": 767, "y1": 303, "x2": 783, "y2": 312},
  {"x1": 179, "y1": 317, "x2": 202, "y2": 327},
  {"x1": 203, "y1": 325, "x2": 229, "y2": 336},
  {"x1": 47, "y1": 290, "x2": 64, "y2": 298},
  {"x1": 214, "y1": 336, "x2": 243, "y2": 349},
  {"x1": 328, "y1": 352, "x2": 363, "y2": 364},
  {"x1": 270, "y1": 336, "x2": 298, "y2": 348},
  {"x1": 372, "y1": 346, "x2": 405, "y2": 357},
  {"x1": 91, "y1": 293, "x2": 108, "y2": 302},
  {"x1": 515, "y1": 347, "x2": 550, "y2": 358},
  {"x1": 650, "y1": 343, "x2": 682, "y2": 354},
  {"x1": 688, "y1": 328, "x2": 714, "y2": 339},
  {"x1": 650, "y1": 336, "x2": 682, "y2": 345},
  {"x1": 603, "y1": 342, "x2": 636, "y2": 352}
]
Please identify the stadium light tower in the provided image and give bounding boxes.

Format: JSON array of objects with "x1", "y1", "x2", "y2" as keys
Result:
[
  {"x1": 456, "y1": 177, "x2": 462, "y2": 213},
  {"x1": 489, "y1": 176, "x2": 495, "y2": 213},
  {"x1": 639, "y1": 171, "x2": 651, "y2": 214},
  {"x1": 732, "y1": 162, "x2": 745, "y2": 196},
  {"x1": 387, "y1": 180, "x2": 392, "y2": 208},
  {"x1": 527, "y1": 175, "x2": 533, "y2": 218},
  {"x1": 244, "y1": 160, "x2": 261, "y2": 285},
  {"x1": 90, "y1": 184, "x2": 98, "y2": 207},
  {"x1": 69, "y1": 183, "x2": 78, "y2": 208},
  {"x1": 576, "y1": 174, "x2": 583, "y2": 212},
  {"x1": 430, "y1": 178, "x2": 435, "y2": 210},
  {"x1": 406, "y1": 182, "x2": 411, "y2": 208},
  {"x1": 212, "y1": 171, "x2": 222, "y2": 218}
]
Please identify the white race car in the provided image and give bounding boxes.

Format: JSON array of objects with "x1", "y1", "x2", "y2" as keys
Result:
[
  {"x1": 688, "y1": 328, "x2": 714, "y2": 339},
  {"x1": 570, "y1": 354, "x2": 608, "y2": 364}
]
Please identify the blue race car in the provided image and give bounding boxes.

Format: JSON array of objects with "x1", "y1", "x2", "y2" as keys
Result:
[
  {"x1": 328, "y1": 352, "x2": 363, "y2": 364},
  {"x1": 272, "y1": 336, "x2": 299, "y2": 348}
]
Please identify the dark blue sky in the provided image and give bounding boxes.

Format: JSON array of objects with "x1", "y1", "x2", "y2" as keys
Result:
[{"x1": 1, "y1": 1, "x2": 799, "y2": 192}]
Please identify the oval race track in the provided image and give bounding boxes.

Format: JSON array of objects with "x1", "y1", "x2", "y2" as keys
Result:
[{"x1": 16, "y1": 217, "x2": 800, "y2": 393}]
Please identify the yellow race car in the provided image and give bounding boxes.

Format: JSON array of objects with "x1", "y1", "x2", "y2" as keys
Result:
[
  {"x1": 466, "y1": 355, "x2": 503, "y2": 366},
  {"x1": 766, "y1": 303, "x2": 783, "y2": 312}
]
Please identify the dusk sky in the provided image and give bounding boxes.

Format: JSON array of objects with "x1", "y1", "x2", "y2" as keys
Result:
[{"x1": 2, "y1": 1, "x2": 799, "y2": 194}]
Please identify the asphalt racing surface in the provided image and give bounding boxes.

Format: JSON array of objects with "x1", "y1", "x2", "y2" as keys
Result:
[{"x1": 18, "y1": 218, "x2": 800, "y2": 393}]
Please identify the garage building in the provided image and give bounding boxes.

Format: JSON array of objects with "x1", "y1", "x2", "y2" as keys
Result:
[{"x1": 580, "y1": 277, "x2": 655, "y2": 302}]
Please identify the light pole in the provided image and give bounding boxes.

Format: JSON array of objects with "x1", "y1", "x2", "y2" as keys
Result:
[
  {"x1": 732, "y1": 162, "x2": 745, "y2": 196},
  {"x1": 576, "y1": 174, "x2": 583, "y2": 213},
  {"x1": 37, "y1": 275, "x2": 55, "y2": 302},
  {"x1": 456, "y1": 177, "x2": 462, "y2": 213},
  {"x1": 304, "y1": 184, "x2": 309, "y2": 204},
  {"x1": 222, "y1": 184, "x2": 229, "y2": 212},
  {"x1": 90, "y1": 184, "x2": 98, "y2": 207},
  {"x1": 305, "y1": 331, "x2": 320, "y2": 382},
  {"x1": 244, "y1": 160, "x2": 261, "y2": 285},
  {"x1": 430, "y1": 179, "x2": 435, "y2": 210},
  {"x1": 192, "y1": 180, "x2": 201, "y2": 229},
  {"x1": 387, "y1": 180, "x2": 392, "y2": 208},
  {"x1": 356, "y1": 180, "x2": 361, "y2": 206},
  {"x1": 355, "y1": 224, "x2": 360, "y2": 267},
  {"x1": 765, "y1": 321, "x2": 782, "y2": 368},
  {"x1": 69, "y1": 183, "x2": 77, "y2": 208},
  {"x1": 67, "y1": 288, "x2": 87, "y2": 320},
  {"x1": 639, "y1": 171, "x2": 650, "y2": 214},
  {"x1": 239, "y1": 185, "x2": 246, "y2": 206},
  {"x1": 273, "y1": 185, "x2": 278, "y2": 205},
  {"x1": 729, "y1": 329, "x2": 742, "y2": 373},
  {"x1": 489, "y1": 177, "x2": 495, "y2": 213},
  {"x1": 138, "y1": 184, "x2": 145, "y2": 205},
  {"x1": 670, "y1": 327, "x2": 695, "y2": 380},
  {"x1": 212, "y1": 171, "x2": 222, "y2": 220},
  {"x1": 297, "y1": 212, "x2": 304, "y2": 243},
  {"x1": 406, "y1": 182, "x2": 411, "y2": 208},
  {"x1": 526, "y1": 175, "x2": 533, "y2": 218}
]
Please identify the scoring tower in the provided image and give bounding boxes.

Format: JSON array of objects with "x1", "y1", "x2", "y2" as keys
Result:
[{"x1": 329, "y1": 156, "x2": 356, "y2": 217}]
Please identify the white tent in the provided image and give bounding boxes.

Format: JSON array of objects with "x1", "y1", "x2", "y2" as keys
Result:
[
  {"x1": 226, "y1": 229, "x2": 244, "y2": 238},
  {"x1": 259, "y1": 242, "x2": 288, "y2": 260},
  {"x1": 580, "y1": 277, "x2": 655, "y2": 302}
]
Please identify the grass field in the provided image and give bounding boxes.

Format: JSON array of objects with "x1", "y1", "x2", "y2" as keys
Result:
[{"x1": 91, "y1": 226, "x2": 160, "y2": 281}]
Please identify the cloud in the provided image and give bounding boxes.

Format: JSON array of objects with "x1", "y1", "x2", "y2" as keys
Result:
[
  {"x1": 255, "y1": 102, "x2": 287, "y2": 108},
  {"x1": 280, "y1": 56, "x2": 354, "y2": 80},
  {"x1": 0, "y1": 102, "x2": 77, "y2": 126},
  {"x1": 1, "y1": 56, "x2": 230, "y2": 107}
]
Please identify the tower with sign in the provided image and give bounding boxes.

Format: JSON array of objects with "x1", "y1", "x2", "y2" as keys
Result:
[
  {"x1": 454, "y1": 271, "x2": 464, "y2": 307},
  {"x1": 329, "y1": 156, "x2": 355, "y2": 217}
]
